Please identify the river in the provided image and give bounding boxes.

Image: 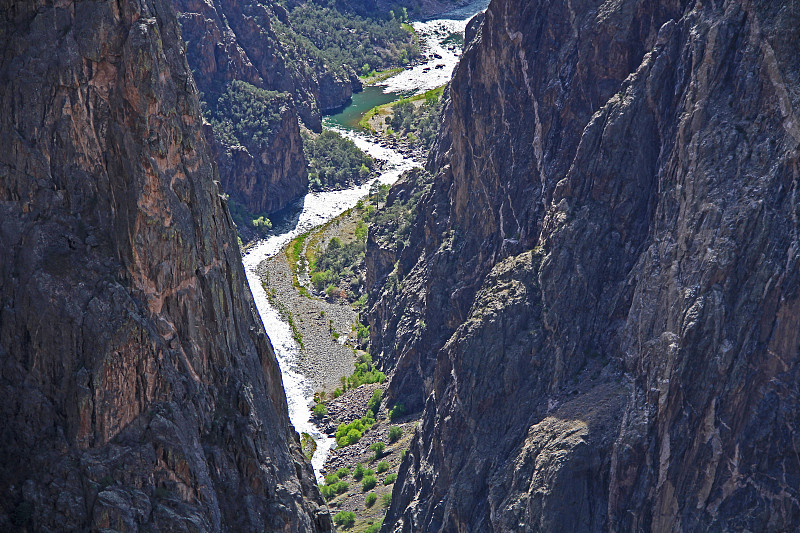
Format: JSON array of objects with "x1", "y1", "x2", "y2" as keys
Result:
[{"x1": 241, "y1": 0, "x2": 489, "y2": 480}]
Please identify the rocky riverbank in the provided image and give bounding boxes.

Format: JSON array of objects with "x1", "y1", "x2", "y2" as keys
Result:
[{"x1": 255, "y1": 218, "x2": 361, "y2": 394}]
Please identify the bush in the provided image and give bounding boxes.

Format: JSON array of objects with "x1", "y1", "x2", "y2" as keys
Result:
[
  {"x1": 333, "y1": 388, "x2": 342, "y2": 398},
  {"x1": 388, "y1": 425, "x2": 403, "y2": 443},
  {"x1": 383, "y1": 473, "x2": 397, "y2": 485},
  {"x1": 389, "y1": 403, "x2": 406, "y2": 421},
  {"x1": 367, "y1": 389, "x2": 382, "y2": 416},
  {"x1": 335, "y1": 416, "x2": 375, "y2": 447},
  {"x1": 365, "y1": 492, "x2": 377, "y2": 507},
  {"x1": 353, "y1": 463, "x2": 366, "y2": 480},
  {"x1": 382, "y1": 492, "x2": 392, "y2": 507},
  {"x1": 362, "y1": 475, "x2": 378, "y2": 492},
  {"x1": 319, "y1": 480, "x2": 349, "y2": 501},
  {"x1": 346, "y1": 361, "x2": 386, "y2": 390},
  {"x1": 356, "y1": 322, "x2": 370, "y2": 344},
  {"x1": 370, "y1": 442, "x2": 386, "y2": 460},
  {"x1": 252, "y1": 216, "x2": 272, "y2": 230},
  {"x1": 376, "y1": 461, "x2": 390, "y2": 473},
  {"x1": 333, "y1": 510, "x2": 356, "y2": 528},
  {"x1": 312, "y1": 403, "x2": 327, "y2": 417}
]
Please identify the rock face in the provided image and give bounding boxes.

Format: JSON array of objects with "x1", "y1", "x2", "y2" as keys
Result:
[
  {"x1": 176, "y1": 0, "x2": 358, "y2": 129},
  {"x1": 0, "y1": 0, "x2": 330, "y2": 531},
  {"x1": 204, "y1": 93, "x2": 309, "y2": 217},
  {"x1": 367, "y1": 0, "x2": 800, "y2": 531},
  {"x1": 176, "y1": 0, "x2": 333, "y2": 218}
]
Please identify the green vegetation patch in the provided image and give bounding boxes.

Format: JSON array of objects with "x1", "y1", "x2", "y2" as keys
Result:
[
  {"x1": 388, "y1": 425, "x2": 403, "y2": 443},
  {"x1": 344, "y1": 353, "x2": 386, "y2": 390},
  {"x1": 319, "y1": 479, "x2": 349, "y2": 501},
  {"x1": 359, "y1": 85, "x2": 445, "y2": 153},
  {"x1": 304, "y1": 130, "x2": 375, "y2": 191},
  {"x1": 365, "y1": 492, "x2": 378, "y2": 508},
  {"x1": 361, "y1": 67, "x2": 404, "y2": 85},
  {"x1": 204, "y1": 80, "x2": 289, "y2": 153},
  {"x1": 279, "y1": 2, "x2": 418, "y2": 78},
  {"x1": 370, "y1": 442, "x2": 386, "y2": 461},
  {"x1": 300, "y1": 432, "x2": 317, "y2": 460},
  {"x1": 361, "y1": 475, "x2": 378, "y2": 492},
  {"x1": 334, "y1": 510, "x2": 356, "y2": 528},
  {"x1": 336, "y1": 415, "x2": 375, "y2": 447}
]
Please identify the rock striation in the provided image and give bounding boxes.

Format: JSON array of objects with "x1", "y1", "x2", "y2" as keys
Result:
[
  {"x1": 0, "y1": 0, "x2": 330, "y2": 530},
  {"x1": 367, "y1": 0, "x2": 800, "y2": 531}
]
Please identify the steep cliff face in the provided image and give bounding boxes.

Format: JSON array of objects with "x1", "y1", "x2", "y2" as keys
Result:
[
  {"x1": 204, "y1": 85, "x2": 309, "y2": 218},
  {"x1": 177, "y1": 0, "x2": 323, "y2": 219},
  {"x1": 176, "y1": 0, "x2": 357, "y2": 129},
  {"x1": 368, "y1": 0, "x2": 800, "y2": 531},
  {"x1": 0, "y1": 0, "x2": 330, "y2": 531}
]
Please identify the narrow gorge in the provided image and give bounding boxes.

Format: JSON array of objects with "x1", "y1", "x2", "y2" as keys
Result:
[{"x1": 1, "y1": 0, "x2": 799, "y2": 532}]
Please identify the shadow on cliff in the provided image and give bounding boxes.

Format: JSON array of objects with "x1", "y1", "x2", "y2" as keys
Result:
[{"x1": 265, "y1": 195, "x2": 308, "y2": 236}]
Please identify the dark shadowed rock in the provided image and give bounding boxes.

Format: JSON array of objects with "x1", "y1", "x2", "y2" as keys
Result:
[
  {"x1": 367, "y1": 0, "x2": 800, "y2": 531},
  {"x1": 0, "y1": 0, "x2": 331, "y2": 530}
]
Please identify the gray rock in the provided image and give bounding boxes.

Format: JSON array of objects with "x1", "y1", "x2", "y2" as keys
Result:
[
  {"x1": 368, "y1": 0, "x2": 800, "y2": 531},
  {"x1": 0, "y1": 0, "x2": 331, "y2": 530}
]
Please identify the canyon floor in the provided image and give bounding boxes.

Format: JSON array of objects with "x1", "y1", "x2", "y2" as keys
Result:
[{"x1": 257, "y1": 203, "x2": 420, "y2": 531}]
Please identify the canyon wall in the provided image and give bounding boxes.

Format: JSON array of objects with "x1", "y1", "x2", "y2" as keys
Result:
[
  {"x1": 176, "y1": 0, "x2": 331, "y2": 217},
  {"x1": 367, "y1": 0, "x2": 800, "y2": 530},
  {"x1": 0, "y1": 0, "x2": 329, "y2": 530}
]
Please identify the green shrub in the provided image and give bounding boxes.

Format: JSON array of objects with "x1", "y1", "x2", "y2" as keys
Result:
[
  {"x1": 320, "y1": 477, "x2": 349, "y2": 500},
  {"x1": 319, "y1": 484, "x2": 334, "y2": 500},
  {"x1": 335, "y1": 416, "x2": 375, "y2": 447},
  {"x1": 252, "y1": 216, "x2": 272, "y2": 230},
  {"x1": 376, "y1": 461, "x2": 390, "y2": 473},
  {"x1": 388, "y1": 425, "x2": 403, "y2": 443},
  {"x1": 356, "y1": 322, "x2": 370, "y2": 343},
  {"x1": 333, "y1": 388, "x2": 342, "y2": 398},
  {"x1": 382, "y1": 492, "x2": 392, "y2": 507},
  {"x1": 365, "y1": 492, "x2": 377, "y2": 507},
  {"x1": 389, "y1": 403, "x2": 406, "y2": 421},
  {"x1": 365, "y1": 519, "x2": 383, "y2": 533},
  {"x1": 353, "y1": 463, "x2": 366, "y2": 480},
  {"x1": 370, "y1": 521, "x2": 384, "y2": 533},
  {"x1": 370, "y1": 441, "x2": 386, "y2": 460},
  {"x1": 336, "y1": 466, "x2": 351, "y2": 479},
  {"x1": 383, "y1": 473, "x2": 397, "y2": 485},
  {"x1": 346, "y1": 362, "x2": 386, "y2": 389},
  {"x1": 362, "y1": 475, "x2": 377, "y2": 491},
  {"x1": 333, "y1": 510, "x2": 356, "y2": 528},
  {"x1": 367, "y1": 389, "x2": 382, "y2": 416},
  {"x1": 312, "y1": 403, "x2": 327, "y2": 417}
]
